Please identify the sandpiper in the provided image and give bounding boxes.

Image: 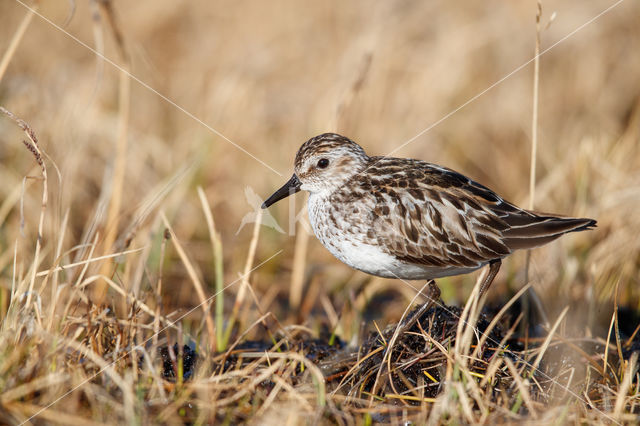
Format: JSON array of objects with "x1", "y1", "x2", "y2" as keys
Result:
[{"x1": 262, "y1": 133, "x2": 596, "y2": 297}]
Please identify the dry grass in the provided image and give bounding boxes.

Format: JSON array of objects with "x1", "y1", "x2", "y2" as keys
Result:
[{"x1": 1, "y1": 0, "x2": 639, "y2": 424}]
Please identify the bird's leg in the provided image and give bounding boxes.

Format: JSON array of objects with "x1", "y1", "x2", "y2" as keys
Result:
[
  {"x1": 396, "y1": 280, "x2": 440, "y2": 334},
  {"x1": 478, "y1": 259, "x2": 502, "y2": 298}
]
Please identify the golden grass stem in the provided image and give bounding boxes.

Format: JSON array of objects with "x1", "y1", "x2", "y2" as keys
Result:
[
  {"x1": 196, "y1": 187, "x2": 226, "y2": 351},
  {"x1": 75, "y1": 274, "x2": 168, "y2": 327},
  {"x1": 153, "y1": 229, "x2": 170, "y2": 348},
  {"x1": 472, "y1": 283, "x2": 532, "y2": 361},
  {"x1": 454, "y1": 268, "x2": 486, "y2": 364},
  {"x1": 0, "y1": 4, "x2": 36, "y2": 83},
  {"x1": 614, "y1": 352, "x2": 638, "y2": 420},
  {"x1": 161, "y1": 211, "x2": 216, "y2": 351},
  {"x1": 234, "y1": 209, "x2": 262, "y2": 311},
  {"x1": 47, "y1": 208, "x2": 69, "y2": 332},
  {"x1": 523, "y1": 1, "x2": 543, "y2": 330},
  {"x1": 226, "y1": 209, "x2": 262, "y2": 345},
  {"x1": 26, "y1": 330, "x2": 134, "y2": 424},
  {"x1": 237, "y1": 352, "x2": 326, "y2": 407},
  {"x1": 0, "y1": 107, "x2": 48, "y2": 312},
  {"x1": 531, "y1": 306, "x2": 569, "y2": 374},
  {"x1": 1, "y1": 372, "x2": 69, "y2": 405},
  {"x1": 604, "y1": 305, "x2": 616, "y2": 379},
  {"x1": 385, "y1": 394, "x2": 436, "y2": 403},
  {"x1": 612, "y1": 279, "x2": 625, "y2": 373},
  {"x1": 213, "y1": 226, "x2": 224, "y2": 348},
  {"x1": 34, "y1": 246, "x2": 145, "y2": 278},
  {"x1": 4, "y1": 402, "x2": 107, "y2": 426},
  {"x1": 529, "y1": 1, "x2": 542, "y2": 212},
  {"x1": 96, "y1": 67, "x2": 130, "y2": 302},
  {"x1": 505, "y1": 358, "x2": 538, "y2": 419},
  {"x1": 290, "y1": 214, "x2": 310, "y2": 310},
  {"x1": 93, "y1": 1, "x2": 132, "y2": 303}
]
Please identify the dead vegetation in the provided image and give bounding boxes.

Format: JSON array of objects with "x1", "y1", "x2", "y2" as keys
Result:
[{"x1": 1, "y1": 0, "x2": 640, "y2": 424}]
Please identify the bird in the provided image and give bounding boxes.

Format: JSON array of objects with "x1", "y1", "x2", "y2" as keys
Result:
[{"x1": 262, "y1": 133, "x2": 596, "y2": 298}]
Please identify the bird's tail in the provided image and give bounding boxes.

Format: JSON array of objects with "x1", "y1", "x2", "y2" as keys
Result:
[{"x1": 503, "y1": 215, "x2": 596, "y2": 251}]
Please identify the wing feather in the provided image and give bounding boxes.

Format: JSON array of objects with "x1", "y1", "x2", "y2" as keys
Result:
[{"x1": 359, "y1": 157, "x2": 595, "y2": 269}]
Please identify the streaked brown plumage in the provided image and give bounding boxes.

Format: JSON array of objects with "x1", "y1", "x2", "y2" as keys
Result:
[{"x1": 263, "y1": 133, "x2": 596, "y2": 296}]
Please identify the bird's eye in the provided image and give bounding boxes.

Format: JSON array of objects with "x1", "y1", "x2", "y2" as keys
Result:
[{"x1": 317, "y1": 158, "x2": 329, "y2": 169}]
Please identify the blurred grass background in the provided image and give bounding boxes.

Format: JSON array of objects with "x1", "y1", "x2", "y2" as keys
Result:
[
  {"x1": 1, "y1": 0, "x2": 639, "y2": 341},
  {"x1": 0, "y1": 0, "x2": 639, "y2": 422}
]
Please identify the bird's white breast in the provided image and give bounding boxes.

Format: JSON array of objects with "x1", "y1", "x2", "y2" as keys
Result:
[
  {"x1": 306, "y1": 193, "x2": 482, "y2": 280},
  {"x1": 307, "y1": 193, "x2": 413, "y2": 278}
]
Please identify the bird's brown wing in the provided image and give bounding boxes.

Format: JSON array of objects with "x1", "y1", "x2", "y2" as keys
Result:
[{"x1": 362, "y1": 158, "x2": 595, "y2": 268}]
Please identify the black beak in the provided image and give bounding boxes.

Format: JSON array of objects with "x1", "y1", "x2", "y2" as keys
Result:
[{"x1": 262, "y1": 174, "x2": 302, "y2": 209}]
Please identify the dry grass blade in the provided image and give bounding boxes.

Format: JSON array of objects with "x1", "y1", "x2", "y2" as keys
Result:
[
  {"x1": 371, "y1": 281, "x2": 439, "y2": 399},
  {"x1": 34, "y1": 247, "x2": 145, "y2": 278},
  {"x1": 196, "y1": 187, "x2": 225, "y2": 350},
  {"x1": 1, "y1": 372, "x2": 69, "y2": 404},
  {"x1": 0, "y1": 106, "x2": 48, "y2": 312},
  {"x1": 471, "y1": 283, "x2": 532, "y2": 360},
  {"x1": 239, "y1": 352, "x2": 327, "y2": 407},
  {"x1": 529, "y1": 0, "x2": 542, "y2": 211},
  {"x1": 161, "y1": 211, "x2": 216, "y2": 351},
  {"x1": 604, "y1": 304, "x2": 616, "y2": 379},
  {"x1": 227, "y1": 208, "x2": 263, "y2": 344},
  {"x1": 95, "y1": 54, "x2": 130, "y2": 303},
  {"x1": 0, "y1": 3, "x2": 36, "y2": 83},
  {"x1": 613, "y1": 352, "x2": 638, "y2": 420},
  {"x1": 290, "y1": 212, "x2": 310, "y2": 310},
  {"x1": 4, "y1": 402, "x2": 107, "y2": 426},
  {"x1": 531, "y1": 306, "x2": 569, "y2": 374},
  {"x1": 505, "y1": 357, "x2": 538, "y2": 419}
]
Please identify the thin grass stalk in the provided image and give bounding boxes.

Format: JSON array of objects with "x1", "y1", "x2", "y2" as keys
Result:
[
  {"x1": 373, "y1": 281, "x2": 438, "y2": 400},
  {"x1": 612, "y1": 279, "x2": 625, "y2": 375},
  {"x1": 472, "y1": 283, "x2": 532, "y2": 361},
  {"x1": 454, "y1": 267, "x2": 486, "y2": 367},
  {"x1": 4, "y1": 402, "x2": 107, "y2": 426},
  {"x1": 226, "y1": 209, "x2": 262, "y2": 346},
  {"x1": 531, "y1": 306, "x2": 569, "y2": 374},
  {"x1": 614, "y1": 352, "x2": 638, "y2": 420},
  {"x1": 238, "y1": 352, "x2": 326, "y2": 407},
  {"x1": 290, "y1": 215, "x2": 309, "y2": 310},
  {"x1": 213, "y1": 229, "x2": 224, "y2": 350},
  {"x1": 34, "y1": 246, "x2": 144, "y2": 279},
  {"x1": 96, "y1": 66, "x2": 130, "y2": 303},
  {"x1": 47, "y1": 209, "x2": 69, "y2": 332},
  {"x1": 22, "y1": 330, "x2": 134, "y2": 424},
  {"x1": 529, "y1": 1, "x2": 541, "y2": 212},
  {"x1": 0, "y1": 108, "x2": 48, "y2": 312},
  {"x1": 505, "y1": 358, "x2": 538, "y2": 418},
  {"x1": 153, "y1": 229, "x2": 170, "y2": 348},
  {"x1": 523, "y1": 1, "x2": 543, "y2": 331},
  {"x1": 95, "y1": 2, "x2": 131, "y2": 303},
  {"x1": 196, "y1": 187, "x2": 225, "y2": 351},
  {"x1": 160, "y1": 211, "x2": 215, "y2": 350},
  {"x1": 0, "y1": 4, "x2": 36, "y2": 83},
  {"x1": 1, "y1": 372, "x2": 70, "y2": 405},
  {"x1": 604, "y1": 306, "x2": 616, "y2": 379},
  {"x1": 85, "y1": 271, "x2": 174, "y2": 325}
]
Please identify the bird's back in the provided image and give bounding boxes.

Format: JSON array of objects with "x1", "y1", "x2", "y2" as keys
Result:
[{"x1": 322, "y1": 156, "x2": 595, "y2": 279}]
